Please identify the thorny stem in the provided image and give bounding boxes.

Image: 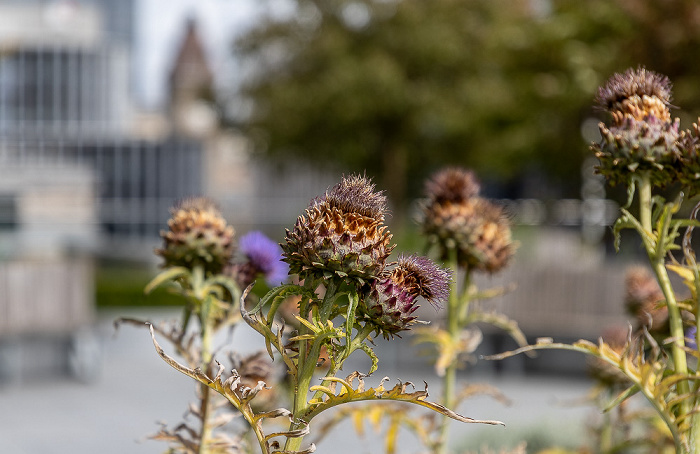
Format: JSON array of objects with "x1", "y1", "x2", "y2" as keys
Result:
[
  {"x1": 638, "y1": 175, "x2": 691, "y2": 430},
  {"x1": 437, "y1": 247, "x2": 465, "y2": 454}
]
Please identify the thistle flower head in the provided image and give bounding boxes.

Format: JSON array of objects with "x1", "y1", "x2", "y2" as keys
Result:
[
  {"x1": 324, "y1": 174, "x2": 388, "y2": 219},
  {"x1": 230, "y1": 231, "x2": 288, "y2": 287},
  {"x1": 424, "y1": 167, "x2": 481, "y2": 204},
  {"x1": 282, "y1": 174, "x2": 395, "y2": 284},
  {"x1": 624, "y1": 266, "x2": 667, "y2": 334},
  {"x1": 421, "y1": 169, "x2": 515, "y2": 273},
  {"x1": 361, "y1": 254, "x2": 451, "y2": 338},
  {"x1": 677, "y1": 122, "x2": 700, "y2": 195},
  {"x1": 592, "y1": 68, "x2": 681, "y2": 186},
  {"x1": 596, "y1": 66, "x2": 672, "y2": 123},
  {"x1": 156, "y1": 197, "x2": 235, "y2": 275}
]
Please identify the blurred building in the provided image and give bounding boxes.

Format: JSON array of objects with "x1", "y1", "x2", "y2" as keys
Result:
[
  {"x1": 0, "y1": 0, "x2": 201, "y2": 376},
  {"x1": 0, "y1": 0, "x2": 203, "y2": 260}
]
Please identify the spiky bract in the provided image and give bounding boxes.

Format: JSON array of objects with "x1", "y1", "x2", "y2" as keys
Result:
[
  {"x1": 595, "y1": 67, "x2": 672, "y2": 120},
  {"x1": 282, "y1": 175, "x2": 395, "y2": 284},
  {"x1": 156, "y1": 197, "x2": 235, "y2": 275},
  {"x1": 677, "y1": 122, "x2": 700, "y2": 195},
  {"x1": 361, "y1": 254, "x2": 450, "y2": 338}
]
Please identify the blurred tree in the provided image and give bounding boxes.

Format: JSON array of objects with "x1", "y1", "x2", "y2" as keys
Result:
[{"x1": 230, "y1": 0, "x2": 700, "y2": 210}]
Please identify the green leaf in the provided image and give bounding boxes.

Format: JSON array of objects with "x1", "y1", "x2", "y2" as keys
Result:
[
  {"x1": 144, "y1": 267, "x2": 190, "y2": 294},
  {"x1": 603, "y1": 384, "x2": 640, "y2": 412}
]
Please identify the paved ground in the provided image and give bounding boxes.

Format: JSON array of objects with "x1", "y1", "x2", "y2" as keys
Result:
[{"x1": 0, "y1": 308, "x2": 596, "y2": 454}]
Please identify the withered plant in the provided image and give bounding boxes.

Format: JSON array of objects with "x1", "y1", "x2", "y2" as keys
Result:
[{"x1": 121, "y1": 177, "x2": 506, "y2": 454}]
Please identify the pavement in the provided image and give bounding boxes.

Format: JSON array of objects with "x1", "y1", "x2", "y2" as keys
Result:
[{"x1": 0, "y1": 308, "x2": 596, "y2": 454}]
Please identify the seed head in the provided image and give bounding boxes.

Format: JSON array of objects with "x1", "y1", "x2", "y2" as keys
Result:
[
  {"x1": 282, "y1": 175, "x2": 394, "y2": 284},
  {"x1": 592, "y1": 68, "x2": 681, "y2": 186},
  {"x1": 156, "y1": 197, "x2": 235, "y2": 275},
  {"x1": 677, "y1": 122, "x2": 700, "y2": 195},
  {"x1": 596, "y1": 67, "x2": 672, "y2": 122},
  {"x1": 424, "y1": 167, "x2": 481, "y2": 204},
  {"x1": 420, "y1": 170, "x2": 515, "y2": 273},
  {"x1": 624, "y1": 266, "x2": 667, "y2": 334}
]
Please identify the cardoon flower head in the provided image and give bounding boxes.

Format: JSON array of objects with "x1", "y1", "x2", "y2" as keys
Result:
[
  {"x1": 420, "y1": 168, "x2": 515, "y2": 273},
  {"x1": 361, "y1": 254, "x2": 451, "y2": 338},
  {"x1": 156, "y1": 197, "x2": 235, "y2": 275},
  {"x1": 677, "y1": 122, "x2": 700, "y2": 195},
  {"x1": 230, "y1": 231, "x2": 288, "y2": 287},
  {"x1": 424, "y1": 167, "x2": 480, "y2": 204},
  {"x1": 595, "y1": 66, "x2": 673, "y2": 123},
  {"x1": 592, "y1": 67, "x2": 681, "y2": 187},
  {"x1": 282, "y1": 175, "x2": 395, "y2": 284},
  {"x1": 624, "y1": 266, "x2": 667, "y2": 334}
]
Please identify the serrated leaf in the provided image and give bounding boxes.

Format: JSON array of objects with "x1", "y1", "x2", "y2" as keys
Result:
[{"x1": 306, "y1": 372, "x2": 504, "y2": 426}]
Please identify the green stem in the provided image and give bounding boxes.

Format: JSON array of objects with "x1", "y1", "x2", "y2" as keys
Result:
[
  {"x1": 638, "y1": 175, "x2": 691, "y2": 426},
  {"x1": 437, "y1": 248, "x2": 466, "y2": 454},
  {"x1": 285, "y1": 282, "x2": 340, "y2": 452},
  {"x1": 198, "y1": 296, "x2": 215, "y2": 454}
]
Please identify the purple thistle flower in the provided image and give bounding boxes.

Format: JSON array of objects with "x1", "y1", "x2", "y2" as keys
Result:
[
  {"x1": 686, "y1": 326, "x2": 697, "y2": 351},
  {"x1": 237, "y1": 231, "x2": 289, "y2": 287}
]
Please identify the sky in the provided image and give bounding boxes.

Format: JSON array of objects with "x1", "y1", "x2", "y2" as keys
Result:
[{"x1": 136, "y1": 0, "x2": 264, "y2": 109}]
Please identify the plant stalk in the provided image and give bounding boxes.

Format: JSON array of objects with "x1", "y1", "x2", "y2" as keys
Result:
[
  {"x1": 198, "y1": 293, "x2": 215, "y2": 454},
  {"x1": 285, "y1": 282, "x2": 339, "y2": 452},
  {"x1": 437, "y1": 248, "x2": 466, "y2": 454},
  {"x1": 638, "y1": 175, "x2": 691, "y2": 423}
]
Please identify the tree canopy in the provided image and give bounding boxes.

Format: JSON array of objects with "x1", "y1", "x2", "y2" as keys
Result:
[{"x1": 231, "y1": 0, "x2": 700, "y2": 208}]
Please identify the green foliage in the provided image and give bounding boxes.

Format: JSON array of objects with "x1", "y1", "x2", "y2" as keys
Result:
[{"x1": 232, "y1": 0, "x2": 700, "y2": 205}]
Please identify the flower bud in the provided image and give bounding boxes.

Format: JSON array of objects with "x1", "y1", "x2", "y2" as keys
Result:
[
  {"x1": 282, "y1": 175, "x2": 394, "y2": 284},
  {"x1": 361, "y1": 254, "x2": 450, "y2": 338},
  {"x1": 421, "y1": 168, "x2": 515, "y2": 273},
  {"x1": 156, "y1": 197, "x2": 235, "y2": 275}
]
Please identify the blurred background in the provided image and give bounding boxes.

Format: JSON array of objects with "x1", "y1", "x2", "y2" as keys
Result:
[{"x1": 1, "y1": 0, "x2": 700, "y2": 452}]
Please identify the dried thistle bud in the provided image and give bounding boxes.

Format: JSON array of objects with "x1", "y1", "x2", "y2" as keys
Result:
[
  {"x1": 229, "y1": 231, "x2": 288, "y2": 288},
  {"x1": 677, "y1": 122, "x2": 700, "y2": 195},
  {"x1": 424, "y1": 167, "x2": 481, "y2": 204},
  {"x1": 156, "y1": 197, "x2": 235, "y2": 275},
  {"x1": 592, "y1": 115, "x2": 681, "y2": 187},
  {"x1": 596, "y1": 66, "x2": 672, "y2": 121},
  {"x1": 282, "y1": 175, "x2": 395, "y2": 284},
  {"x1": 592, "y1": 67, "x2": 681, "y2": 186},
  {"x1": 421, "y1": 169, "x2": 515, "y2": 273},
  {"x1": 624, "y1": 266, "x2": 667, "y2": 334},
  {"x1": 361, "y1": 254, "x2": 451, "y2": 338}
]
